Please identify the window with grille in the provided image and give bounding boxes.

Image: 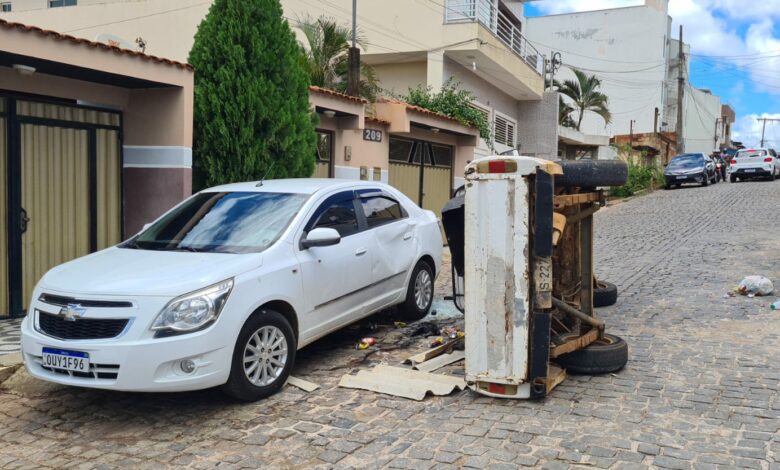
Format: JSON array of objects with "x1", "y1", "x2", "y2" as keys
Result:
[
  {"x1": 49, "y1": 0, "x2": 77, "y2": 7},
  {"x1": 1, "y1": 3, "x2": 11, "y2": 12},
  {"x1": 494, "y1": 113, "x2": 516, "y2": 148}
]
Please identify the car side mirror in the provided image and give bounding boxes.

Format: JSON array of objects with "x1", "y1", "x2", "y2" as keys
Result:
[{"x1": 301, "y1": 227, "x2": 341, "y2": 249}]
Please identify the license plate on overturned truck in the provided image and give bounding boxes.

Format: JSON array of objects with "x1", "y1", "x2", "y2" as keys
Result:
[{"x1": 42, "y1": 347, "x2": 90, "y2": 372}]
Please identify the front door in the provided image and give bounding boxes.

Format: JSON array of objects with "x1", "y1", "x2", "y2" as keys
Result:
[{"x1": 296, "y1": 191, "x2": 373, "y2": 340}]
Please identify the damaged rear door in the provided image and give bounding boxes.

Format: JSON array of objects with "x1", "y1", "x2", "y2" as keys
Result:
[{"x1": 357, "y1": 190, "x2": 416, "y2": 311}]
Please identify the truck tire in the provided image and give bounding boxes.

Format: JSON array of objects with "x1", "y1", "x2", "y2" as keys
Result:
[
  {"x1": 593, "y1": 281, "x2": 618, "y2": 308},
  {"x1": 556, "y1": 160, "x2": 628, "y2": 189},
  {"x1": 553, "y1": 333, "x2": 628, "y2": 374}
]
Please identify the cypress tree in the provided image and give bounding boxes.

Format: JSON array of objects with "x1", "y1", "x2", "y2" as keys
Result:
[{"x1": 189, "y1": 0, "x2": 316, "y2": 188}]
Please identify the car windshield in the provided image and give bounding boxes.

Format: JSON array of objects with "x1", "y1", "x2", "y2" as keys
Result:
[
  {"x1": 736, "y1": 150, "x2": 767, "y2": 158},
  {"x1": 123, "y1": 191, "x2": 309, "y2": 254},
  {"x1": 667, "y1": 155, "x2": 703, "y2": 169}
]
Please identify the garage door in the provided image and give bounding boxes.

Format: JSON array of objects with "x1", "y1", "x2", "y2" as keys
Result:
[
  {"x1": 388, "y1": 137, "x2": 453, "y2": 218},
  {"x1": 2, "y1": 97, "x2": 122, "y2": 317}
]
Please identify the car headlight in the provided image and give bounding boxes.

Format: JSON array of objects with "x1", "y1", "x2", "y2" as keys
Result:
[{"x1": 151, "y1": 278, "x2": 234, "y2": 334}]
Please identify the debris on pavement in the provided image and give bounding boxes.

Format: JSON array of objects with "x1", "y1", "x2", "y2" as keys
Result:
[
  {"x1": 356, "y1": 337, "x2": 377, "y2": 350},
  {"x1": 338, "y1": 364, "x2": 466, "y2": 400},
  {"x1": 409, "y1": 321, "x2": 439, "y2": 337},
  {"x1": 737, "y1": 276, "x2": 774, "y2": 296},
  {"x1": 412, "y1": 350, "x2": 466, "y2": 373},
  {"x1": 404, "y1": 336, "x2": 464, "y2": 368},
  {"x1": 393, "y1": 321, "x2": 407, "y2": 329},
  {"x1": 286, "y1": 376, "x2": 320, "y2": 392},
  {"x1": 770, "y1": 300, "x2": 780, "y2": 310}
]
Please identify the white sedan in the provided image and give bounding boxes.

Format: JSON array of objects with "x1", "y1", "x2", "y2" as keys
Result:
[{"x1": 21, "y1": 179, "x2": 442, "y2": 401}]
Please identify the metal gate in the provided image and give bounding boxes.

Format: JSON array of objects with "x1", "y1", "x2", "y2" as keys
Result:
[
  {"x1": 1, "y1": 96, "x2": 122, "y2": 318},
  {"x1": 388, "y1": 137, "x2": 453, "y2": 218}
]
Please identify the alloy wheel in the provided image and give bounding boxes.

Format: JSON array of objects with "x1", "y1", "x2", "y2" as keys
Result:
[
  {"x1": 243, "y1": 325, "x2": 288, "y2": 387},
  {"x1": 414, "y1": 269, "x2": 433, "y2": 310}
]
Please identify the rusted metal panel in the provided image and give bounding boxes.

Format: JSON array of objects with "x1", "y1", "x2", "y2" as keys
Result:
[{"x1": 549, "y1": 328, "x2": 599, "y2": 358}]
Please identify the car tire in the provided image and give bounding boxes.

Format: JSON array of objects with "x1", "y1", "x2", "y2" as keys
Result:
[
  {"x1": 222, "y1": 309, "x2": 296, "y2": 402},
  {"x1": 553, "y1": 333, "x2": 629, "y2": 374},
  {"x1": 593, "y1": 280, "x2": 618, "y2": 308},
  {"x1": 398, "y1": 259, "x2": 435, "y2": 322},
  {"x1": 730, "y1": 175, "x2": 737, "y2": 183},
  {"x1": 555, "y1": 160, "x2": 628, "y2": 189},
  {"x1": 701, "y1": 173, "x2": 709, "y2": 187}
]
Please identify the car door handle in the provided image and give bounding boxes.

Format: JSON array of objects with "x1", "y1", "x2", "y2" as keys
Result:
[
  {"x1": 403, "y1": 232, "x2": 413, "y2": 240},
  {"x1": 355, "y1": 247, "x2": 367, "y2": 256}
]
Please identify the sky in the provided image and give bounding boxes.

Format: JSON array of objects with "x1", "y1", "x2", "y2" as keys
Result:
[{"x1": 525, "y1": 0, "x2": 780, "y2": 148}]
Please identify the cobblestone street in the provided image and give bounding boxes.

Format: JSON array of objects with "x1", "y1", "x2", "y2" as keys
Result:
[{"x1": 1, "y1": 179, "x2": 779, "y2": 469}]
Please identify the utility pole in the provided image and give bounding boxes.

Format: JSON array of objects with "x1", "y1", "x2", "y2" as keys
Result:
[
  {"x1": 629, "y1": 120, "x2": 635, "y2": 148},
  {"x1": 757, "y1": 117, "x2": 780, "y2": 147},
  {"x1": 346, "y1": 0, "x2": 360, "y2": 97},
  {"x1": 676, "y1": 25, "x2": 685, "y2": 154}
]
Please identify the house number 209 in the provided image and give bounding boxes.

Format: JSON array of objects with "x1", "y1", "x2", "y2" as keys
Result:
[{"x1": 363, "y1": 129, "x2": 383, "y2": 142}]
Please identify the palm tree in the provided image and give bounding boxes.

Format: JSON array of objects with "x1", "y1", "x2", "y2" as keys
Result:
[
  {"x1": 558, "y1": 96, "x2": 576, "y2": 129},
  {"x1": 297, "y1": 16, "x2": 380, "y2": 101},
  {"x1": 556, "y1": 69, "x2": 611, "y2": 131}
]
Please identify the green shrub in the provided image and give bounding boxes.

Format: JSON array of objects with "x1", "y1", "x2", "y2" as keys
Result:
[
  {"x1": 189, "y1": 0, "x2": 317, "y2": 189},
  {"x1": 608, "y1": 159, "x2": 664, "y2": 198},
  {"x1": 401, "y1": 78, "x2": 493, "y2": 150}
]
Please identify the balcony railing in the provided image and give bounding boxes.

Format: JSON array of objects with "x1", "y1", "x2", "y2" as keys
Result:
[{"x1": 444, "y1": 0, "x2": 543, "y2": 76}]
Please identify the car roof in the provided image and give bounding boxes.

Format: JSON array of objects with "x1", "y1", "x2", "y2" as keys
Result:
[{"x1": 202, "y1": 178, "x2": 390, "y2": 195}]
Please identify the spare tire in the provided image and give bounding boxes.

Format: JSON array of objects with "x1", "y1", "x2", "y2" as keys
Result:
[
  {"x1": 553, "y1": 333, "x2": 628, "y2": 374},
  {"x1": 593, "y1": 280, "x2": 618, "y2": 308},
  {"x1": 556, "y1": 160, "x2": 628, "y2": 188}
]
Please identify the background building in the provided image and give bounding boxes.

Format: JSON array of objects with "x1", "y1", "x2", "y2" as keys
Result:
[{"x1": 525, "y1": 0, "x2": 734, "y2": 156}]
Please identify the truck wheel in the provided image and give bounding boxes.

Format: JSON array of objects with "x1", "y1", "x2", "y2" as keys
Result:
[
  {"x1": 553, "y1": 333, "x2": 628, "y2": 374},
  {"x1": 556, "y1": 160, "x2": 628, "y2": 189},
  {"x1": 222, "y1": 309, "x2": 296, "y2": 402},
  {"x1": 398, "y1": 260, "x2": 434, "y2": 322},
  {"x1": 593, "y1": 281, "x2": 618, "y2": 308}
]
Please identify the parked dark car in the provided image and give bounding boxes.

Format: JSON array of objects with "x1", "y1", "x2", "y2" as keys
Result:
[{"x1": 664, "y1": 153, "x2": 718, "y2": 189}]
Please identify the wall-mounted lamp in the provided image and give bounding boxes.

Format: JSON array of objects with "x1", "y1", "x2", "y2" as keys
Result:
[
  {"x1": 13, "y1": 64, "x2": 36, "y2": 76},
  {"x1": 322, "y1": 110, "x2": 336, "y2": 118}
]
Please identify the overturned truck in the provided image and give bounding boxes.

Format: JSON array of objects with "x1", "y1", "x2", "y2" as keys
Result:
[{"x1": 441, "y1": 156, "x2": 629, "y2": 399}]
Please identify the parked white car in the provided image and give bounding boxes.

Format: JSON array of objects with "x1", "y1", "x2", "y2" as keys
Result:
[
  {"x1": 21, "y1": 179, "x2": 442, "y2": 401},
  {"x1": 729, "y1": 148, "x2": 780, "y2": 182}
]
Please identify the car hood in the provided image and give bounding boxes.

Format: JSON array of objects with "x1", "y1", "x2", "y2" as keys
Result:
[
  {"x1": 665, "y1": 165, "x2": 703, "y2": 175},
  {"x1": 39, "y1": 247, "x2": 262, "y2": 297}
]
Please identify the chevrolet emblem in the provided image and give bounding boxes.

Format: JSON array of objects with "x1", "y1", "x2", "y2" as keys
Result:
[{"x1": 59, "y1": 303, "x2": 87, "y2": 322}]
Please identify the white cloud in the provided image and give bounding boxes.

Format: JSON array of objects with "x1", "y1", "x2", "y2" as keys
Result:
[{"x1": 732, "y1": 113, "x2": 780, "y2": 147}]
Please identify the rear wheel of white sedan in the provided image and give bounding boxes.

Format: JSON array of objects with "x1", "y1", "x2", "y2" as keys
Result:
[
  {"x1": 222, "y1": 309, "x2": 296, "y2": 401},
  {"x1": 397, "y1": 260, "x2": 434, "y2": 322}
]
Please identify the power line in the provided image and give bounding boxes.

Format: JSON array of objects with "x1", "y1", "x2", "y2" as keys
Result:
[{"x1": 63, "y1": 1, "x2": 212, "y2": 33}]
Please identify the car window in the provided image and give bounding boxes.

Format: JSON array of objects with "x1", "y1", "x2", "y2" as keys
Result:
[
  {"x1": 737, "y1": 149, "x2": 767, "y2": 158},
  {"x1": 125, "y1": 192, "x2": 308, "y2": 254},
  {"x1": 311, "y1": 199, "x2": 359, "y2": 237},
  {"x1": 361, "y1": 196, "x2": 404, "y2": 228}
]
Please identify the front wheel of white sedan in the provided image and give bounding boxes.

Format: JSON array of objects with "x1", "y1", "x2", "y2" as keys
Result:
[
  {"x1": 222, "y1": 309, "x2": 296, "y2": 401},
  {"x1": 397, "y1": 260, "x2": 434, "y2": 322}
]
